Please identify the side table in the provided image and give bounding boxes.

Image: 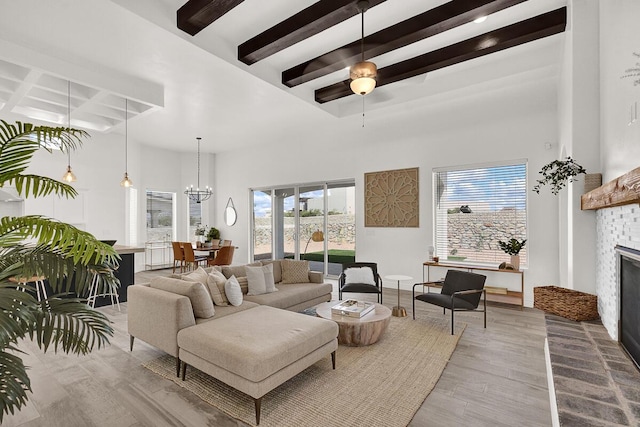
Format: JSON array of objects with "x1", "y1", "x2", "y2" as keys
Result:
[{"x1": 385, "y1": 275, "x2": 413, "y2": 317}]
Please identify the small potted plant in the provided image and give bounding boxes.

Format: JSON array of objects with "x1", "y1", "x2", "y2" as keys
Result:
[
  {"x1": 498, "y1": 238, "x2": 527, "y2": 270},
  {"x1": 207, "y1": 227, "x2": 221, "y2": 246},
  {"x1": 195, "y1": 224, "x2": 207, "y2": 246},
  {"x1": 532, "y1": 157, "x2": 586, "y2": 195}
]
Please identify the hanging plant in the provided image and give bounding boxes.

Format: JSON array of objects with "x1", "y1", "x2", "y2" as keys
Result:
[{"x1": 532, "y1": 157, "x2": 587, "y2": 195}]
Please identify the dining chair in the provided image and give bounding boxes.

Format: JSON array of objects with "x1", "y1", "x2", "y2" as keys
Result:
[
  {"x1": 171, "y1": 241, "x2": 185, "y2": 273},
  {"x1": 183, "y1": 242, "x2": 208, "y2": 271},
  {"x1": 208, "y1": 246, "x2": 235, "y2": 266},
  {"x1": 222, "y1": 239, "x2": 232, "y2": 247}
]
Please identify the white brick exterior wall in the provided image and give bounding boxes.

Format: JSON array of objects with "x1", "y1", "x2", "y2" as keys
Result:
[{"x1": 596, "y1": 205, "x2": 640, "y2": 339}]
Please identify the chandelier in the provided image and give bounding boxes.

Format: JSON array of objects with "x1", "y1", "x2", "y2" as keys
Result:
[
  {"x1": 349, "y1": 0, "x2": 377, "y2": 96},
  {"x1": 185, "y1": 137, "x2": 212, "y2": 203}
]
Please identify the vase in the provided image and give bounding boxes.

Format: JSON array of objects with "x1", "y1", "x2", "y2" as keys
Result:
[{"x1": 510, "y1": 255, "x2": 520, "y2": 270}]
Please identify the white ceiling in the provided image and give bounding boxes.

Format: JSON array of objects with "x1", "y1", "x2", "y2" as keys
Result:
[{"x1": 0, "y1": 0, "x2": 566, "y2": 153}]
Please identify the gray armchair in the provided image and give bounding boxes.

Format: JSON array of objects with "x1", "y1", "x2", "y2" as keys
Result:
[{"x1": 412, "y1": 270, "x2": 487, "y2": 334}]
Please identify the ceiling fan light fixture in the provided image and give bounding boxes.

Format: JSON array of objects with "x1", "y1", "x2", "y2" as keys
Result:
[{"x1": 350, "y1": 61, "x2": 377, "y2": 95}]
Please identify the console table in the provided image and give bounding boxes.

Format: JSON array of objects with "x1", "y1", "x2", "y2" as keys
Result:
[{"x1": 422, "y1": 261, "x2": 524, "y2": 307}]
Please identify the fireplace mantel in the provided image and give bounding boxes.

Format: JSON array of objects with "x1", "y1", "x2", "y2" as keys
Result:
[{"x1": 581, "y1": 166, "x2": 640, "y2": 210}]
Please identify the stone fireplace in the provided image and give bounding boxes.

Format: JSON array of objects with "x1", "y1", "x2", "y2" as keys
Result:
[{"x1": 588, "y1": 167, "x2": 640, "y2": 340}]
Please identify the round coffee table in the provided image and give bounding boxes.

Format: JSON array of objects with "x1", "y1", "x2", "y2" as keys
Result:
[{"x1": 315, "y1": 301, "x2": 392, "y2": 346}]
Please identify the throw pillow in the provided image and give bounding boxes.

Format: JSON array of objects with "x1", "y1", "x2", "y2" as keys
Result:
[
  {"x1": 344, "y1": 267, "x2": 375, "y2": 285},
  {"x1": 260, "y1": 260, "x2": 282, "y2": 283},
  {"x1": 221, "y1": 262, "x2": 261, "y2": 279},
  {"x1": 237, "y1": 276, "x2": 249, "y2": 294},
  {"x1": 149, "y1": 277, "x2": 215, "y2": 318},
  {"x1": 246, "y1": 263, "x2": 277, "y2": 295},
  {"x1": 207, "y1": 270, "x2": 229, "y2": 306},
  {"x1": 182, "y1": 266, "x2": 209, "y2": 285},
  {"x1": 224, "y1": 275, "x2": 243, "y2": 306},
  {"x1": 281, "y1": 259, "x2": 310, "y2": 284}
]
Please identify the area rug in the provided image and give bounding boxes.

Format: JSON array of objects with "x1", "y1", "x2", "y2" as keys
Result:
[{"x1": 143, "y1": 316, "x2": 464, "y2": 427}]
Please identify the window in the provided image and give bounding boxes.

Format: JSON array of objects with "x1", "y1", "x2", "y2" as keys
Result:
[
  {"x1": 188, "y1": 198, "x2": 202, "y2": 241},
  {"x1": 433, "y1": 161, "x2": 527, "y2": 267},
  {"x1": 146, "y1": 190, "x2": 175, "y2": 242}
]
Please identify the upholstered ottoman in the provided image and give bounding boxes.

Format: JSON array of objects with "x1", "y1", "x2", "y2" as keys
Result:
[{"x1": 177, "y1": 305, "x2": 338, "y2": 425}]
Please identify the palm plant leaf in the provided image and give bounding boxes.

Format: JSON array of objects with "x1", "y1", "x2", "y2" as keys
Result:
[
  {"x1": 0, "y1": 120, "x2": 86, "y2": 198},
  {"x1": 0, "y1": 120, "x2": 117, "y2": 422},
  {"x1": 30, "y1": 298, "x2": 113, "y2": 354},
  {"x1": 0, "y1": 347, "x2": 31, "y2": 423}
]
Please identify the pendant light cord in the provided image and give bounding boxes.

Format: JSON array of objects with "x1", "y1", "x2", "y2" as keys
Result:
[
  {"x1": 197, "y1": 137, "x2": 201, "y2": 189},
  {"x1": 67, "y1": 81, "x2": 71, "y2": 166},
  {"x1": 125, "y1": 99, "x2": 128, "y2": 173}
]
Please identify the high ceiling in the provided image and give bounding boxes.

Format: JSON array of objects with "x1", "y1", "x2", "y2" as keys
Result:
[{"x1": 0, "y1": 0, "x2": 566, "y2": 152}]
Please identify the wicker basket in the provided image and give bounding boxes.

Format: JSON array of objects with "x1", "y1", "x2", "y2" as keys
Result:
[{"x1": 533, "y1": 286, "x2": 599, "y2": 321}]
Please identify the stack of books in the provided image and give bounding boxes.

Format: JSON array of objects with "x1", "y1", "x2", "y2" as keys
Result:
[{"x1": 331, "y1": 299, "x2": 375, "y2": 318}]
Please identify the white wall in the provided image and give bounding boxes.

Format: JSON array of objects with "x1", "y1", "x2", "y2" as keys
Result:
[
  {"x1": 215, "y1": 83, "x2": 561, "y2": 307},
  {"x1": 12, "y1": 111, "x2": 217, "y2": 273}
]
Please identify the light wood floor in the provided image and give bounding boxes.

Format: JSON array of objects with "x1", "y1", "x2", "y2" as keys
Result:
[{"x1": 4, "y1": 271, "x2": 551, "y2": 426}]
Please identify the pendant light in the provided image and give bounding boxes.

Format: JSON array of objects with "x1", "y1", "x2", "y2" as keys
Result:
[
  {"x1": 61, "y1": 80, "x2": 77, "y2": 183},
  {"x1": 184, "y1": 137, "x2": 212, "y2": 203},
  {"x1": 349, "y1": 0, "x2": 377, "y2": 96},
  {"x1": 120, "y1": 99, "x2": 133, "y2": 187}
]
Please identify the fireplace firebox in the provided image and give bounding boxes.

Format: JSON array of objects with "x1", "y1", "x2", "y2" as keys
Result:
[{"x1": 616, "y1": 245, "x2": 640, "y2": 370}]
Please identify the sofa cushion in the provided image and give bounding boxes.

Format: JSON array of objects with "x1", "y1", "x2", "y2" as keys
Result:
[
  {"x1": 194, "y1": 301, "x2": 259, "y2": 323},
  {"x1": 149, "y1": 276, "x2": 215, "y2": 319},
  {"x1": 177, "y1": 305, "x2": 338, "y2": 383},
  {"x1": 170, "y1": 266, "x2": 221, "y2": 280},
  {"x1": 183, "y1": 267, "x2": 209, "y2": 286},
  {"x1": 207, "y1": 270, "x2": 229, "y2": 306},
  {"x1": 281, "y1": 259, "x2": 310, "y2": 284},
  {"x1": 225, "y1": 275, "x2": 243, "y2": 306},
  {"x1": 244, "y1": 282, "x2": 332, "y2": 310},
  {"x1": 221, "y1": 262, "x2": 261, "y2": 280},
  {"x1": 246, "y1": 263, "x2": 277, "y2": 296},
  {"x1": 260, "y1": 260, "x2": 282, "y2": 283}
]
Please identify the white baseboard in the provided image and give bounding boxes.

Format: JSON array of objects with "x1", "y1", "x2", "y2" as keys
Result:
[{"x1": 545, "y1": 338, "x2": 560, "y2": 427}]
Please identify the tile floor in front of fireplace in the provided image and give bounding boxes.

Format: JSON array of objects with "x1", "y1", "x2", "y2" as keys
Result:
[{"x1": 546, "y1": 314, "x2": 640, "y2": 426}]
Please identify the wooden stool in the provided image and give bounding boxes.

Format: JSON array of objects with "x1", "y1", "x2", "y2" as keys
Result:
[{"x1": 9, "y1": 276, "x2": 48, "y2": 301}]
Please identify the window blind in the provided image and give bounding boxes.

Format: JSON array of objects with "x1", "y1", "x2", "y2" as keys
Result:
[{"x1": 433, "y1": 161, "x2": 527, "y2": 267}]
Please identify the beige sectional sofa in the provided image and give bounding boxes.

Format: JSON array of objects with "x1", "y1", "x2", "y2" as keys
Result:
[{"x1": 128, "y1": 259, "x2": 336, "y2": 424}]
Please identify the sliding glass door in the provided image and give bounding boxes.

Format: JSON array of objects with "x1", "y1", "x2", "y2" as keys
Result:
[{"x1": 251, "y1": 180, "x2": 355, "y2": 277}]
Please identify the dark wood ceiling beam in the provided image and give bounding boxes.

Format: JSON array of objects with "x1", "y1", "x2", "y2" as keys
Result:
[
  {"x1": 178, "y1": 0, "x2": 245, "y2": 36},
  {"x1": 238, "y1": 0, "x2": 388, "y2": 66},
  {"x1": 315, "y1": 7, "x2": 567, "y2": 104},
  {"x1": 284, "y1": 0, "x2": 527, "y2": 88}
]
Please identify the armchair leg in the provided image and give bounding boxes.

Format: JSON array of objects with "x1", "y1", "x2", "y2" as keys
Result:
[
  {"x1": 255, "y1": 397, "x2": 262, "y2": 425},
  {"x1": 483, "y1": 291, "x2": 487, "y2": 329},
  {"x1": 451, "y1": 309, "x2": 455, "y2": 335},
  {"x1": 331, "y1": 351, "x2": 336, "y2": 369},
  {"x1": 176, "y1": 357, "x2": 181, "y2": 377},
  {"x1": 129, "y1": 335, "x2": 134, "y2": 352}
]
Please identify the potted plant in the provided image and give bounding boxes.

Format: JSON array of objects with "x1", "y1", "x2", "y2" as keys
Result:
[
  {"x1": 532, "y1": 157, "x2": 587, "y2": 195},
  {"x1": 0, "y1": 120, "x2": 117, "y2": 422},
  {"x1": 498, "y1": 238, "x2": 527, "y2": 270},
  {"x1": 194, "y1": 224, "x2": 206, "y2": 246},
  {"x1": 207, "y1": 227, "x2": 220, "y2": 247}
]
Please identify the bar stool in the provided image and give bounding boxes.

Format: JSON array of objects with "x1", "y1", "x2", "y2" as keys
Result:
[
  {"x1": 87, "y1": 273, "x2": 121, "y2": 311},
  {"x1": 9, "y1": 275, "x2": 48, "y2": 301}
]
